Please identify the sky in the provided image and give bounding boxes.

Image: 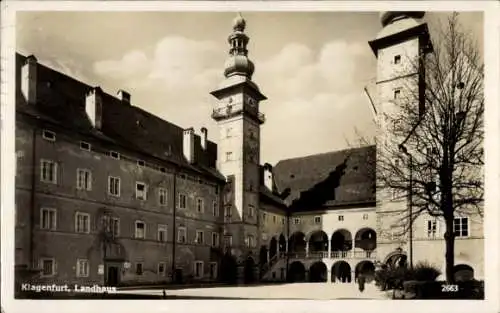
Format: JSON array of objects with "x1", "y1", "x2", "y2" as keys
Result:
[{"x1": 16, "y1": 11, "x2": 483, "y2": 165}]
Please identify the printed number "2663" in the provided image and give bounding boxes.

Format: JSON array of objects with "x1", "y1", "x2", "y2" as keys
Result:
[{"x1": 442, "y1": 284, "x2": 459, "y2": 292}]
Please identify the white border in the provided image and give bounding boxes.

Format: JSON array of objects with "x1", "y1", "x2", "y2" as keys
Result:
[{"x1": 1, "y1": 1, "x2": 499, "y2": 313}]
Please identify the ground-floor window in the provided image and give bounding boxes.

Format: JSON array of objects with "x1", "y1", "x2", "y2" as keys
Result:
[
  {"x1": 194, "y1": 261, "x2": 204, "y2": 279},
  {"x1": 209, "y1": 262, "x2": 217, "y2": 279},
  {"x1": 136, "y1": 262, "x2": 143, "y2": 275},
  {"x1": 76, "y1": 259, "x2": 89, "y2": 277},
  {"x1": 158, "y1": 262, "x2": 166, "y2": 276},
  {"x1": 40, "y1": 258, "x2": 55, "y2": 277}
]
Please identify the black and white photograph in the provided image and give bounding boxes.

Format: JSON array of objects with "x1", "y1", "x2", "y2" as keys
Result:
[{"x1": 1, "y1": 1, "x2": 499, "y2": 312}]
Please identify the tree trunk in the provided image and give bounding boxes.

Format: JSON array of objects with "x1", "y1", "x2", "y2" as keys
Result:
[{"x1": 444, "y1": 215, "x2": 455, "y2": 283}]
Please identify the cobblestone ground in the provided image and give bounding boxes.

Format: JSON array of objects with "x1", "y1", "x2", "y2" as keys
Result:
[{"x1": 117, "y1": 282, "x2": 389, "y2": 300}]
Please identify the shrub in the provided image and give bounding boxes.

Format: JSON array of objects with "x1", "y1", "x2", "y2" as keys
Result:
[
  {"x1": 410, "y1": 262, "x2": 441, "y2": 281},
  {"x1": 374, "y1": 262, "x2": 441, "y2": 291}
]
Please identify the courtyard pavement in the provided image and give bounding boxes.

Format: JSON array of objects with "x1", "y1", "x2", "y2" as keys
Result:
[{"x1": 116, "y1": 282, "x2": 389, "y2": 300}]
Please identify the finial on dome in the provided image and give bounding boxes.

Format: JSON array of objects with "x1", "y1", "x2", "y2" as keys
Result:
[{"x1": 233, "y1": 12, "x2": 246, "y2": 31}]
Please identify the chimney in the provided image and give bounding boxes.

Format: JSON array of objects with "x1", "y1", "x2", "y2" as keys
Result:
[
  {"x1": 117, "y1": 89, "x2": 131, "y2": 104},
  {"x1": 183, "y1": 127, "x2": 195, "y2": 163},
  {"x1": 21, "y1": 55, "x2": 38, "y2": 105},
  {"x1": 263, "y1": 163, "x2": 273, "y2": 191},
  {"x1": 200, "y1": 127, "x2": 208, "y2": 150},
  {"x1": 85, "y1": 86, "x2": 103, "y2": 130}
]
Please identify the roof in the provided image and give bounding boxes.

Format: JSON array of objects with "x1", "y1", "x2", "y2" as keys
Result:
[
  {"x1": 15, "y1": 53, "x2": 224, "y2": 182},
  {"x1": 272, "y1": 145, "x2": 376, "y2": 212}
]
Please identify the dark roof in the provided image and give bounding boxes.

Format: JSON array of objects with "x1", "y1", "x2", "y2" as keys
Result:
[
  {"x1": 273, "y1": 145, "x2": 376, "y2": 212},
  {"x1": 15, "y1": 53, "x2": 224, "y2": 182}
]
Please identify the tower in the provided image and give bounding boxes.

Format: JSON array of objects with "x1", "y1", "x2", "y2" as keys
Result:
[
  {"x1": 368, "y1": 12, "x2": 433, "y2": 264},
  {"x1": 211, "y1": 14, "x2": 267, "y2": 266}
]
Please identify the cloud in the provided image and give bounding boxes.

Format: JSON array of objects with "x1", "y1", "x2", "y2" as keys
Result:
[
  {"x1": 94, "y1": 50, "x2": 150, "y2": 78},
  {"x1": 92, "y1": 36, "x2": 375, "y2": 164}
]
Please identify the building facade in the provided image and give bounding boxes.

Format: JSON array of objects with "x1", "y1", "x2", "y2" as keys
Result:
[{"x1": 14, "y1": 11, "x2": 483, "y2": 290}]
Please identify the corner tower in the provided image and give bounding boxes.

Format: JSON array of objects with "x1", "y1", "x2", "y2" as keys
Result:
[
  {"x1": 368, "y1": 12, "x2": 433, "y2": 264},
  {"x1": 211, "y1": 14, "x2": 266, "y2": 265}
]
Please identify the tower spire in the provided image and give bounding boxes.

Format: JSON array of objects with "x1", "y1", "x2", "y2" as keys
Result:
[{"x1": 223, "y1": 12, "x2": 254, "y2": 79}]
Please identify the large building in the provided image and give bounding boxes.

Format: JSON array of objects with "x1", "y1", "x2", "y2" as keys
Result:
[{"x1": 14, "y1": 11, "x2": 483, "y2": 290}]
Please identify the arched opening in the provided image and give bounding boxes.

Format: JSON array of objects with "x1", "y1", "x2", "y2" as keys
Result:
[
  {"x1": 385, "y1": 251, "x2": 408, "y2": 269},
  {"x1": 355, "y1": 260, "x2": 376, "y2": 282},
  {"x1": 288, "y1": 232, "x2": 306, "y2": 255},
  {"x1": 453, "y1": 264, "x2": 474, "y2": 282},
  {"x1": 269, "y1": 237, "x2": 278, "y2": 260},
  {"x1": 278, "y1": 234, "x2": 286, "y2": 255},
  {"x1": 330, "y1": 229, "x2": 353, "y2": 258},
  {"x1": 309, "y1": 262, "x2": 327, "y2": 282},
  {"x1": 331, "y1": 261, "x2": 352, "y2": 283},
  {"x1": 288, "y1": 261, "x2": 306, "y2": 283},
  {"x1": 354, "y1": 228, "x2": 377, "y2": 257},
  {"x1": 220, "y1": 253, "x2": 238, "y2": 284},
  {"x1": 308, "y1": 230, "x2": 328, "y2": 256},
  {"x1": 244, "y1": 257, "x2": 256, "y2": 284}
]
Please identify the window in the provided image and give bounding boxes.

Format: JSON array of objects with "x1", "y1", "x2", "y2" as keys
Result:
[
  {"x1": 40, "y1": 208, "x2": 57, "y2": 230},
  {"x1": 109, "y1": 151, "x2": 120, "y2": 160},
  {"x1": 160, "y1": 167, "x2": 166, "y2": 173},
  {"x1": 211, "y1": 232, "x2": 219, "y2": 247},
  {"x1": 158, "y1": 224, "x2": 167, "y2": 242},
  {"x1": 248, "y1": 204, "x2": 255, "y2": 218},
  {"x1": 80, "y1": 141, "x2": 91, "y2": 151},
  {"x1": 209, "y1": 262, "x2": 217, "y2": 279},
  {"x1": 108, "y1": 176, "x2": 121, "y2": 197},
  {"x1": 158, "y1": 262, "x2": 166, "y2": 276},
  {"x1": 42, "y1": 130, "x2": 56, "y2": 141},
  {"x1": 136, "y1": 263, "x2": 143, "y2": 275},
  {"x1": 282, "y1": 217, "x2": 285, "y2": 225},
  {"x1": 224, "y1": 235, "x2": 233, "y2": 247},
  {"x1": 212, "y1": 201, "x2": 218, "y2": 216},
  {"x1": 225, "y1": 152, "x2": 233, "y2": 161},
  {"x1": 178, "y1": 227, "x2": 187, "y2": 243},
  {"x1": 137, "y1": 160, "x2": 145, "y2": 167},
  {"x1": 453, "y1": 217, "x2": 469, "y2": 238},
  {"x1": 262, "y1": 213, "x2": 267, "y2": 222},
  {"x1": 40, "y1": 258, "x2": 55, "y2": 277},
  {"x1": 195, "y1": 230, "x2": 204, "y2": 244},
  {"x1": 363, "y1": 214, "x2": 369, "y2": 220},
  {"x1": 111, "y1": 217, "x2": 120, "y2": 237},
  {"x1": 135, "y1": 221, "x2": 146, "y2": 239},
  {"x1": 394, "y1": 54, "x2": 401, "y2": 64},
  {"x1": 40, "y1": 159, "x2": 57, "y2": 183},
  {"x1": 246, "y1": 235, "x2": 255, "y2": 248},
  {"x1": 76, "y1": 169, "x2": 92, "y2": 190},
  {"x1": 293, "y1": 217, "x2": 300, "y2": 225},
  {"x1": 194, "y1": 261, "x2": 204, "y2": 279},
  {"x1": 75, "y1": 212, "x2": 90, "y2": 233},
  {"x1": 273, "y1": 216, "x2": 277, "y2": 224},
  {"x1": 394, "y1": 89, "x2": 401, "y2": 100},
  {"x1": 427, "y1": 219, "x2": 437, "y2": 238},
  {"x1": 314, "y1": 216, "x2": 321, "y2": 224},
  {"x1": 178, "y1": 193, "x2": 187, "y2": 209},
  {"x1": 338, "y1": 215, "x2": 344, "y2": 221},
  {"x1": 159, "y1": 188, "x2": 168, "y2": 206},
  {"x1": 196, "y1": 198, "x2": 204, "y2": 213},
  {"x1": 226, "y1": 128, "x2": 232, "y2": 138},
  {"x1": 76, "y1": 259, "x2": 89, "y2": 277},
  {"x1": 135, "y1": 182, "x2": 148, "y2": 200}
]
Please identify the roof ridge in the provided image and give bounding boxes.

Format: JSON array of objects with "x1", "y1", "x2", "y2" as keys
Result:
[{"x1": 275, "y1": 145, "x2": 375, "y2": 165}]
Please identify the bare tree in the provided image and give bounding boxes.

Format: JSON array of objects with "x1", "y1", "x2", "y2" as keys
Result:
[{"x1": 358, "y1": 13, "x2": 483, "y2": 283}]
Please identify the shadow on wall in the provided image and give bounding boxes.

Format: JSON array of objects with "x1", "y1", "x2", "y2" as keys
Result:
[{"x1": 289, "y1": 157, "x2": 350, "y2": 210}]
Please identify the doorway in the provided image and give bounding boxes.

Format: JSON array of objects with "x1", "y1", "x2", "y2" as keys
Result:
[{"x1": 106, "y1": 265, "x2": 120, "y2": 286}]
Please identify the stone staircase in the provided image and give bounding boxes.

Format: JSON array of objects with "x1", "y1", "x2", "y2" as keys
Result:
[{"x1": 261, "y1": 254, "x2": 287, "y2": 281}]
